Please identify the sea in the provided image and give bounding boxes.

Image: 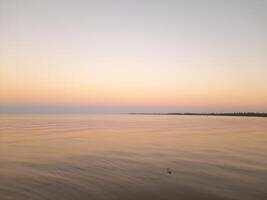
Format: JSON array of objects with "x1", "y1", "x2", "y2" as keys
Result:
[{"x1": 1, "y1": 114, "x2": 267, "y2": 200}]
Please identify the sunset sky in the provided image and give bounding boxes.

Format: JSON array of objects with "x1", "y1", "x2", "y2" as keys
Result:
[{"x1": 0, "y1": 0, "x2": 267, "y2": 113}]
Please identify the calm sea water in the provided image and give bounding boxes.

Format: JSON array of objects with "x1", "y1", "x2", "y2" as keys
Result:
[{"x1": 0, "y1": 114, "x2": 267, "y2": 200}]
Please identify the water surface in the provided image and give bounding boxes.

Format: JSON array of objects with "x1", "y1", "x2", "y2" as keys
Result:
[{"x1": 1, "y1": 114, "x2": 267, "y2": 200}]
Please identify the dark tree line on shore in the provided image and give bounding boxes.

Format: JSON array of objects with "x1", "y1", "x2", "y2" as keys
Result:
[{"x1": 128, "y1": 112, "x2": 267, "y2": 117}]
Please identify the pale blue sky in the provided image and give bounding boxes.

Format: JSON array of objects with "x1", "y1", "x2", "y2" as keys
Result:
[{"x1": 0, "y1": 0, "x2": 267, "y2": 113}]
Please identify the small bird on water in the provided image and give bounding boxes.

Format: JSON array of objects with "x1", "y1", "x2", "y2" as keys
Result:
[{"x1": 166, "y1": 168, "x2": 172, "y2": 174}]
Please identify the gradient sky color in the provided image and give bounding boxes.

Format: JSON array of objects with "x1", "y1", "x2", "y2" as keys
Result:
[{"x1": 0, "y1": 0, "x2": 267, "y2": 113}]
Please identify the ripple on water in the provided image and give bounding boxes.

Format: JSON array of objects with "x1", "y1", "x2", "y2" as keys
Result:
[{"x1": 1, "y1": 114, "x2": 267, "y2": 200}]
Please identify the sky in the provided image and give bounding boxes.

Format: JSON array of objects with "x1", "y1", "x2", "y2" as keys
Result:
[{"x1": 0, "y1": 0, "x2": 267, "y2": 113}]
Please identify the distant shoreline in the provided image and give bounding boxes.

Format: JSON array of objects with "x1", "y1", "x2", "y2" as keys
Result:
[
  {"x1": 1, "y1": 112, "x2": 266, "y2": 117},
  {"x1": 128, "y1": 112, "x2": 267, "y2": 118}
]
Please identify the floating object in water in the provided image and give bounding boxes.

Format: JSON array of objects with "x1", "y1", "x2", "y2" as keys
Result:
[{"x1": 166, "y1": 168, "x2": 172, "y2": 174}]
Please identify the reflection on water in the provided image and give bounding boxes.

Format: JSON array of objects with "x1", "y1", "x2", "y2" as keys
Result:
[{"x1": 0, "y1": 114, "x2": 267, "y2": 200}]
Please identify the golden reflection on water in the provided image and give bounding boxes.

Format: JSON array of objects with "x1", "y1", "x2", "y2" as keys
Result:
[{"x1": 1, "y1": 114, "x2": 267, "y2": 200}]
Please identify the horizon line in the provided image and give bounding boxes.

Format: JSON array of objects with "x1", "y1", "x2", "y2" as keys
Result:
[{"x1": 1, "y1": 111, "x2": 267, "y2": 117}]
